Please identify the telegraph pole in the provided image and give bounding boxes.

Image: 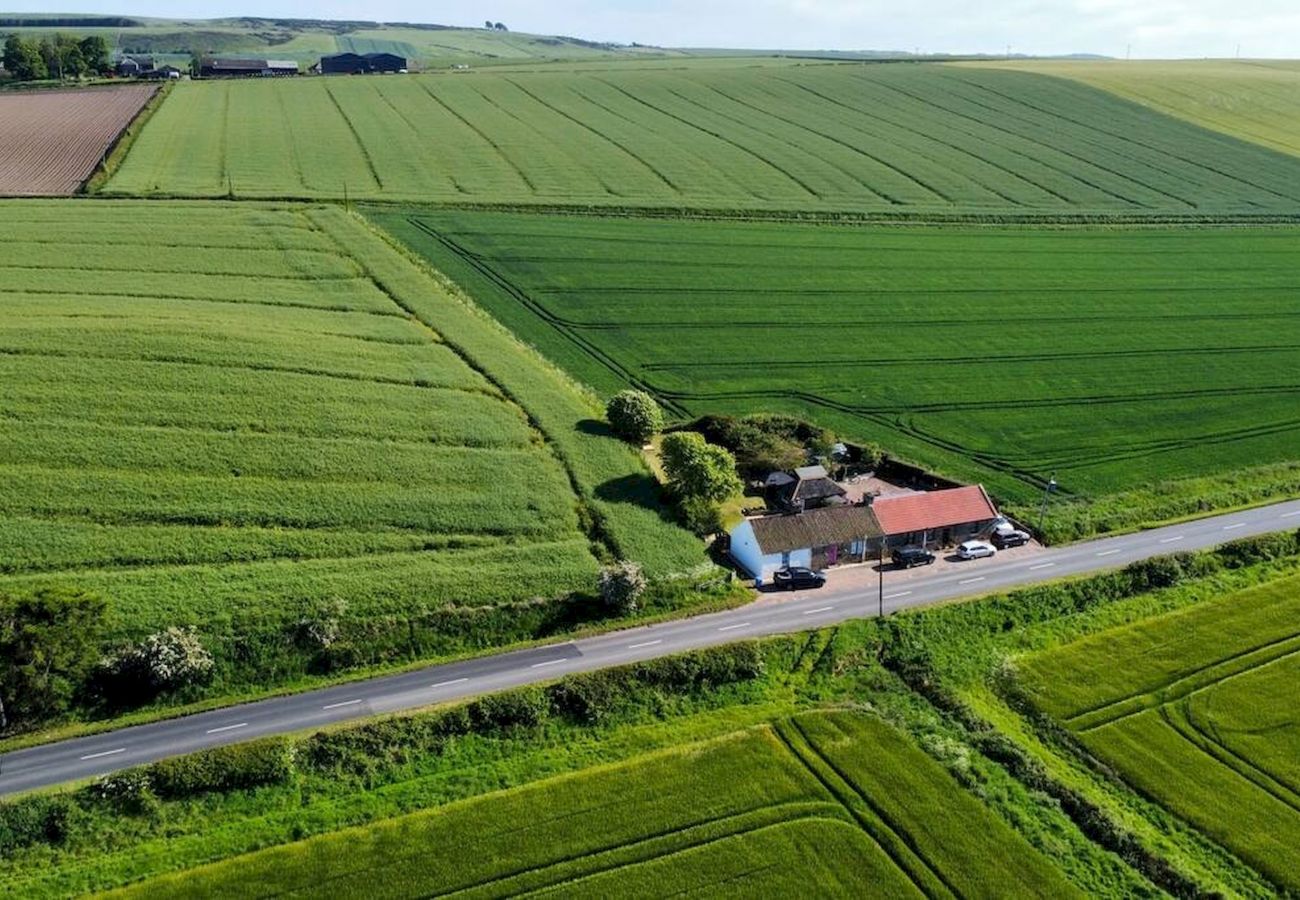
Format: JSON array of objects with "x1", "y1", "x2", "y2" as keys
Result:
[
  {"x1": 878, "y1": 544, "x2": 885, "y2": 618},
  {"x1": 1037, "y1": 473, "x2": 1058, "y2": 537}
]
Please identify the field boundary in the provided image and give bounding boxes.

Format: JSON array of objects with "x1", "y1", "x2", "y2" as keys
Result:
[{"x1": 83, "y1": 82, "x2": 169, "y2": 195}]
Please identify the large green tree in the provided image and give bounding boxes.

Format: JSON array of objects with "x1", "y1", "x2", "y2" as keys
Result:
[
  {"x1": 0, "y1": 587, "x2": 107, "y2": 730},
  {"x1": 659, "y1": 432, "x2": 742, "y2": 503},
  {"x1": 3, "y1": 34, "x2": 48, "y2": 81}
]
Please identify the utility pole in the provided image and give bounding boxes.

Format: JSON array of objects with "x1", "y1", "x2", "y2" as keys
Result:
[{"x1": 1037, "y1": 473, "x2": 1058, "y2": 537}]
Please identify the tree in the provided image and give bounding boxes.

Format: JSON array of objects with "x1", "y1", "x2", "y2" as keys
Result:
[
  {"x1": 605, "y1": 389, "x2": 663, "y2": 444},
  {"x1": 598, "y1": 561, "x2": 646, "y2": 615},
  {"x1": 485, "y1": 19, "x2": 493, "y2": 28},
  {"x1": 659, "y1": 432, "x2": 742, "y2": 503},
  {"x1": 79, "y1": 35, "x2": 108, "y2": 74},
  {"x1": 0, "y1": 587, "x2": 107, "y2": 730},
  {"x1": 3, "y1": 34, "x2": 48, "y2": 81},
  {"x1": 494, "y1": 22, "x2": 508, "y2": 31}
]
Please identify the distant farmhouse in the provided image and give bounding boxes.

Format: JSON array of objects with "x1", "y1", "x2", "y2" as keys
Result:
[
  {"x1": 319, "y1": 52, "x2": 407, "y2": 74},
  {"x1": 116, "y1": 55, "x2": 153, "y2": 77},
  {"x1": 199, "y1": 57, "x2": 298, "y2": 77}
]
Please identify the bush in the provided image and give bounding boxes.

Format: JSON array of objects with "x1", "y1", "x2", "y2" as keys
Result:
[
  {"x1": 149, "y1": 737, "x2": 296, "y2": 799},
  {"x1": 679, "y1": 495, "x2": 724, "y2": 536},
  {"x1": 605, "y1": 390, "x2": 663, "y2": 443},
  {"x1": 691, "y1": 414, "x2": 838, "y2": 480},
  {"x1": 0, "y1": 587, "x2": 107, "y2": 730},
  {"x1": 104, "y1": 626, "x2": 214, "y2": 698},
  {"x1": 598, "y1": 560, "x2": 647, "y2": 615},
  {"x1": 660, "y1": 432, "x2": 742, "y2": 503},
  {"x1": 0, "y1": 795, "x2": 73, "y2": 853},
  {"x1": 466, "y1": 686, "x2": 550, "y2": 733},
  {"x1": 90, "y1": 770, "x2": 158, "y2": 816}
]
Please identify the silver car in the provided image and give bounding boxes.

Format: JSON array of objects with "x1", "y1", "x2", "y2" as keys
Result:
[{"x1": 957, "y1": 540, "x2": 997, "y2": 560}]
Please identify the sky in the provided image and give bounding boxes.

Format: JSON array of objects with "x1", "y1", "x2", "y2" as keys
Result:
[{"x1": 17, "y1": 0, "x2": 1300, "y2": 58}]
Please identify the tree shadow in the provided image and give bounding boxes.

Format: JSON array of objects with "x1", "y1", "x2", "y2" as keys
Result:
[
  {"x1": 594, "y1": 473, "x2": 678, "y2": 523},
  {"x1": 577, "y1": 418, "x2": 618, "y2": 439}
]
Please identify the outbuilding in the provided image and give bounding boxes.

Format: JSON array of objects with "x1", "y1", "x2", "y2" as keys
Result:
[
  {"x1": 730, "y1": 505, "x2": 882, "y2": 583},
  {"x1": 766, "y1": 464, "x2": 847, "y2": 512},
  {"x1": 320, "y1": 52, "x2": 407, "y2": 74},
  {"x1": 199, "y1": 57, "x2": 298, "y2": 77},
  {"x1": 871, "y1": 485, "x2": 1000, "y2": 549}
]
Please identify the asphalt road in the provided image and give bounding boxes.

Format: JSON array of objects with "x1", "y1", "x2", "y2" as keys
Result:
[{"x1": 3, "y1": 498, "x2": 1298, "y2": 797}]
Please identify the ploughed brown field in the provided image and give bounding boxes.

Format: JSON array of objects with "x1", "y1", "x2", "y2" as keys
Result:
[{"x1": 0, "y1": 84, "x2": 157, "y2": 195}]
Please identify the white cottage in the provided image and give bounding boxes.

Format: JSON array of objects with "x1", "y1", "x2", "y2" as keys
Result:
[{"x1": 730, "y1": 505, "x2": 883, "y2": 583}]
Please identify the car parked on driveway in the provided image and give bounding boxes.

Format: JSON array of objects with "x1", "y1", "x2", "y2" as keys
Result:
[
  {"x1": 992, "y1": 529, "x2": 1030, "y2": 548},
  {"x1": 957, "y1": 540, "x2": 997, "y2": 560},
  {"x1": 892, "y1": 546, "x2": 936, "y2": 568},
  {"x1": 773, "y1": 566, "x2": 828, "y2": 590}
]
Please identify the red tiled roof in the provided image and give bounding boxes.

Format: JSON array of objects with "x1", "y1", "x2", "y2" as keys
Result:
[{"x1": 871, "y1": 485, "x2": 999, "y2": 536}]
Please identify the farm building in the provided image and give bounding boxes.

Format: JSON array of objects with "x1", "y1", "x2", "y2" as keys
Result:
[
  {"x1": 872, "y1": 485, "x2": 1000, "y2": 549},
  {"x1": 320, "y1": 52, "x2": 407, "y2": 74},
  {"x1": 765, "y1": 465, "x2": 847, "y2": 512},
  {"x1": 199, "y1": 57, "x2": 298, "y2": 77},
  {"x1": 730, "y1": 506, "x2": 882, "y2": 583},
  {"x1": 116, "y1": 55, "x2": 153, "y2": 76}
]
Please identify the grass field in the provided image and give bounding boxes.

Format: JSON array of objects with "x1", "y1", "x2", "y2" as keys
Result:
[
  {"x1": 108, "y1": 712, "x2": 1078, "y2": 899},
  {"x1": 1018, "y1": 573, "x2": 1300, "y2": 892},
  {"x1": 105, "y1": 61, "x2": 1300, "y2": 212},
  {"x1": 370, "y1": 208, "x2": 1300, "y2": 523},
  {"x1": 0, "y1": 200, "x2": 700, "y2": 696},
  {"x1": 978, "y1": 60, "x2": 1300, "y2": 160}
]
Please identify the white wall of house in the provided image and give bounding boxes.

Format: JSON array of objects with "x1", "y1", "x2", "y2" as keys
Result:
[{"x1": 729, "y1": 520, "x2": 811, "y2": 583}]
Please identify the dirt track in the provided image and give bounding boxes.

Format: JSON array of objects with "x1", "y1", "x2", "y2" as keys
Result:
[{"x1": 0, "y1": 84, "x2": 157, "y2": 195}]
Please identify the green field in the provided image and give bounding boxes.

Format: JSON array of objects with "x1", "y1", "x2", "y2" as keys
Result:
[
  {"x1": 0, "y1": 200, "x2": 699, "y2": 694},
  {"x1": 105, "y1": 62, "x2": 1300, "y2": 211},
  {"x1": 370, "y1": 208, "x2": 1300, "y2": 524},
  {"x1": 1019, "y1": 573, "x2": 1300, "y2": 892},
  {"x1": 979, "y1": 60, "x2": 1300, "y2": 160},
  {"x1": 108, "y1": 712, "x2": 1077, "y2": 899}
]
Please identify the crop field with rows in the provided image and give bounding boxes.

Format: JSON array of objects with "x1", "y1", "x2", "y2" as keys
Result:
[
  {"x1": 0, "y1": 200, "x2": 700, "y2": 692},
  {"x1": 978, "y1": 60, "x2": 1300, "y2": 160},
  {"x1": 105, "y1": 62, "x2": 1300, "y2": 212},
  {"x1": 1018, "y1": 573, "x2": 1300, "y2": 893},
  {"x1": 110, "y1": 712, "x2": 1077, "y2": 898},
  {"x1": 0, "y1": 85, "x2": 157, "y2": 195},
  {"x1": 372, "y1": 208, "x2": 1300, "y2": 529}
]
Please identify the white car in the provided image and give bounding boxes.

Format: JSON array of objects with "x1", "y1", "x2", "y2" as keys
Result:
[{"x1": 957, "y1": 540, "x2": 997, "y2": 560}]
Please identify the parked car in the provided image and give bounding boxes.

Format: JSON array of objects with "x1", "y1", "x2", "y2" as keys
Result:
[
  {"x1": 892, "y1": 546, "x2": 936, "y2": 568},
  {"x1": 992, "y1": 529, "x2": 1030, "y2": 548},
  {"x1": 956, "y1": 540, "x2": 997, "y2": 560},
  {"x1": 772, "y1": 566, "x2": 827, "y2": 590}
]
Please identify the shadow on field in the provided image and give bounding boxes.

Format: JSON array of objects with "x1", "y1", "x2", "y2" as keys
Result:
[
  {"x1": 577, "y1": 418, "x2": 617, "y2": 438},
  {"x1": 594, "y1": 474, "x2": 677, "y2": 522}
]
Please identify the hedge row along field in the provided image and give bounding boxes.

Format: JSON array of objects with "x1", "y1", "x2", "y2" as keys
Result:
[
  {"x1": 978, "y1": 60, "x2": 1300, "y2": 160},
  {"x1": 108, "y1": 712, "x2": 1077, "y2": 899},
  {"x1": 0, "y1": 200, "x2": 700, "y2": 703},
  {"x1": 105, "y1": 62, "x2": 1300, "y2": 212},
  {"x1": 0, "y1": 85, "x2": 158, "y2": 195},
  {"x1": 371, "y1": 208, "x2": 1300, "y2": 534},
  {"x1": 1018, "y1": 573, "x2": 1300, "y2": 892}
]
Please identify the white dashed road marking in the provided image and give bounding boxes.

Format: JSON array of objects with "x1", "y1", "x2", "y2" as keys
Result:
[
  {"x1": 627, "y1": 640, "x2": 662, "y2": 649},
  {"x1": 322, "y1": 699, "x2": 362, "y2": 710},
  {"x1": 717, "y1": 622, "x2": 750, "y2": 632},
  {"x1": 432, "y1": 678, "x2": 469, "y2": 688},
  {"x1": 205, "y1": 723, "x2": 248, "y2": 735},
  {"x1": 80, "y1": 748, "x2": 126, "y2": 761}
]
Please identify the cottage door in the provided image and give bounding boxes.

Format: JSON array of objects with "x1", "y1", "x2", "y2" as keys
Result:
[{"x1": 826, "y1": 544, "x2": 839, "y2": 566}]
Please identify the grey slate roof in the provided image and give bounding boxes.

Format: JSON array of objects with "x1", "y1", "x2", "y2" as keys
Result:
[{"x1": 750, "y1": 506, "x2": 882, "y2": 555}]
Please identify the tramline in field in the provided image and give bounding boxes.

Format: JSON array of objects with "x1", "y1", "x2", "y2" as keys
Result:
[
  {"x1": 103, "y1": 712, "x2": 1078, "y2": 898},
  {"x1": 105, "y1": 62, "x2": 1300, "y2": 212},
  {"x1": 373, "y1": 208, "x2": 1300, "y2": 538},
  {"x1": 1018, "y1": 573, "x2": 1300, "y2": 893},
  {"x1": 0, "y1": 200, "x2": 699, "y2": 699}
]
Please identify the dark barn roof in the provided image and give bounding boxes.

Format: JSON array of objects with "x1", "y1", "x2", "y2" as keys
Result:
[
  {"x1": 750, "y1": 506, "x2": 882, "y2": 555},
  {"x1": 320, "y1": 51, "x2": 407, "y2": 73}
]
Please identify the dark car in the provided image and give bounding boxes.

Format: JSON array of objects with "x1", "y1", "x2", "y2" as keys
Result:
[
  {"x1": 892, "y1": 546, "x2": 936, "y2": 568},
  {"x1": 772, "y1": 566, "x2": 827, "y2": 590},
  {"x1": 992, "y1": 529, "x2": 1031, "y2": 549}
]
